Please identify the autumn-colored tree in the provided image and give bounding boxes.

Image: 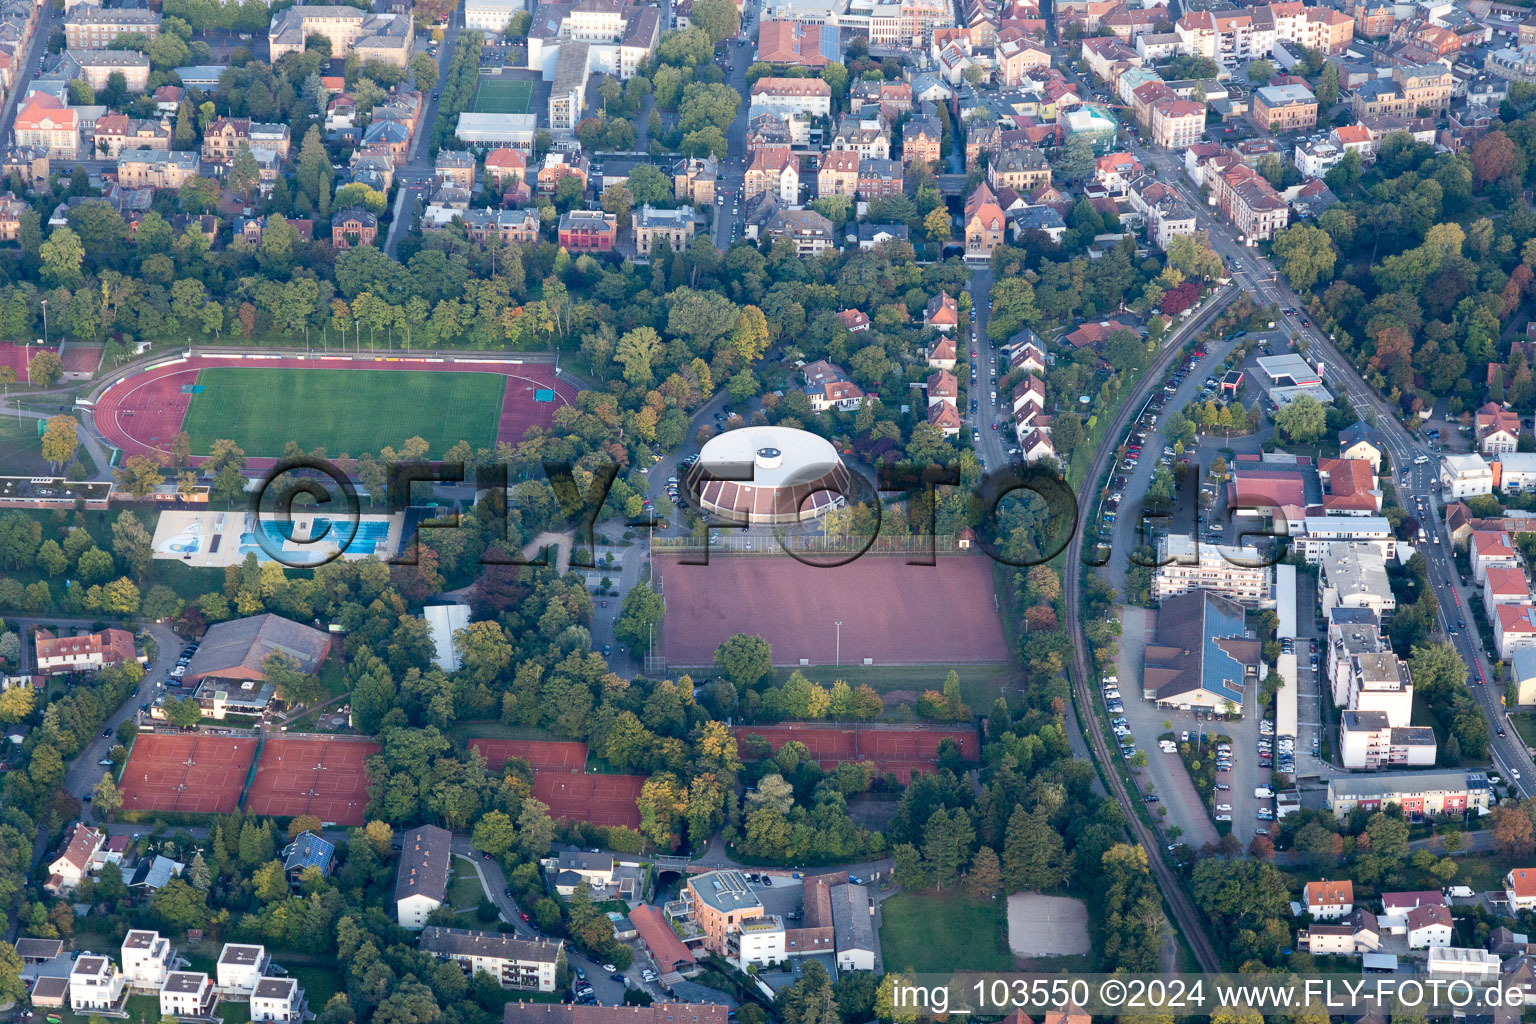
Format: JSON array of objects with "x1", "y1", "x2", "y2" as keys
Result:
[
  {"x1": 1469, "y1": 130, "x2": 1523, "y2": 187},
  {"x1": 1369, "y1": 326, "x2": 1414, "y2": 372}
]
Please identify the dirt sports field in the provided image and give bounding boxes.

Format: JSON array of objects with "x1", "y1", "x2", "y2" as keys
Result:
[
  {"x1": 469, "y1": 738, "x2": 642, "y2": 828},
  {"x1": 0, "y1": 342, "x2": 101, "y2": 382},
  {"x1": 1007, "y1": 893, "x2": 1090, "y2": 957},
  {"x1": 94, "y1": 354, "x2": 577, "y2": 469},
  {"x1": 245, "y1": 736, "x2": 379, "y2": 826},
  {"x1": 119, "y1": 734, "x2": 256, "y2": 815},
  {"x1": 657, "y1": 553, "x2": 1011, "y2": 666},
  {"x1": 735, "y1": 722, "x2": 980, "y2": 783}
]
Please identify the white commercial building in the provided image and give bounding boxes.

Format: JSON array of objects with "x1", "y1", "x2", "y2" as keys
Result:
[
  {"x1": 1498, "y1": 452, "x2": 1536, "y2": 493},
  {"x1": 1442, "y1": 452, "x2": 1494, "y2": 499},
  {"x1": 455, "y1": 113, "x2": 537, "y2": 151},
  {"x1": 1292, "y1": 517, "x2": 1396, "y2": 563},
  {"x1": 465, "y1": 0, "x2": 525, "y2": 32},
  {"x1": 729, "y1": 916, "x2": 787, "y2": 968}
]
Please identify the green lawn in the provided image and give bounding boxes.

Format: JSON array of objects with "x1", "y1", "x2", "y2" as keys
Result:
[
  {"x1": 180, "y1": 367, "x2": 506, "y2": 458},
  {"x1": 0, "y1": 411, "x2": 51, "y2": 475},
  {"x1": 879, "y1": 892, "x2": 1013, "y2": 972},
  {"x1": 449, "y1": 856, "x2": 488, "y2": 910}
]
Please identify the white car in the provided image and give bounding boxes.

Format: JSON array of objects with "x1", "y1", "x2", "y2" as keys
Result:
[
  {"x1": 1216, "y1": 804, "x2": 1232, "y2": 812},
  {"x1": 602, "y1": 964, "x2": 617, "y2": 973}
]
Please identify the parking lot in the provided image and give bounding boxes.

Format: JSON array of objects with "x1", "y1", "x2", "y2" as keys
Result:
[{"x1": 1114, "y1": 607, "x2": 1219, "y2": 850}]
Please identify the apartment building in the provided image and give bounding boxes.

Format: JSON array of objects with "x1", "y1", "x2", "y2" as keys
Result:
[
  {"x1": 69, "y1": 49, "x2": 150, "y2": 93},
  {"x1": 682, "y1": 870, "x2": 765, "y2": 957},
  {"x1": 746, "y1": 147, "x2": 799, "y2": 204},
  {"x1": 901, "y1": 115, "x2": 941, "y2": 167},
  {"x1": 1472, "y1": 530, "x2": 1522, "y2": 585},
  {"x1": 91, "y1": 115, "x2": 170, "y2": 159},
  {"x1": 1150, "y1": 97, "x2": 1205, "y2": 148},
  {"x1": 1207, "y1": 156, "x2": 1289, "y2": 240},
  {"x1": 817, "y1": 149, "x2": 859, "y2": 196},
  {"x1": 1442, "y1": 452, "x2": 1494, "y2": 499},
  {"x1": 115, "y1": 150, "x2": 200, "y2": 189},
  {"x1": 459, "y1": 207, "x2": 541, "y2": 245},
  {"x1": 1331, "y1": 643, "x2": 1414, "y2": 728},
  {"x1": 64, "y1": 4, "x2": 159, "y2": 48},
  {"x1": 765, "y1": 209, "x2": 837, "y2": 255},
  {"x1": 217, "y1": 944, "x2": 268, "y2": 993},
  {"x1": 1330, "y1": 771, "x2": 1493, "y2": 817},
  {"x1": 1151, "y1": 534, "x2": 1274, "y2": 607},
  {"x1": 963, "y1": 182, "x2": 1007, "y2": 258},
  {"x1": 1339, "y1": 710, "x2": 1437, "y2": 769},
  {"x1": 557, "y1": 209, "x2": 618, "y2": 251},
  {"x1": 419, "y1": 928, "x2": 563, "y2": 991},
  {"x1": 202, "y1": 118, "x2": 291, "y2": 164},
  {"x1": 394, "y1": 824, "x2": 451, "y2": 929},
  {"x1": 987, "y1": 146, "x2": 1051, "y2": 190},
  {"x1": 1251, "y1": 83, "x2": 1317, "y2": 132},
  {"x1": 1318, "y1": 543, "x2": 1396, "y2": 621}
]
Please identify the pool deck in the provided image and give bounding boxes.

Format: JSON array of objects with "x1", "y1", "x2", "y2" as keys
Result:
[{"x1": 151, "y1": 509, "x2": 405, "y2": 567}]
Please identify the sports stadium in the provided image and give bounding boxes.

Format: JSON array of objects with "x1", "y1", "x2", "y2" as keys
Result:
[
  {"x1": 687, "y1": 425, "x2": 856, "y2": 525},
  {"x1": 93, "y1": 353, "x2": 577, "y2": 467}
]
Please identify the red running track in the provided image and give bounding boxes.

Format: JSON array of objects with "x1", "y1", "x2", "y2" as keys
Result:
[{"x1": 93, "y1": 355, "x2": 578, "y2": 469}]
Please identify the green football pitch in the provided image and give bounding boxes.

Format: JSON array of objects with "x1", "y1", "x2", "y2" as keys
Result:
[
  {"x1": 473, "y1": 78, "x2": 534, "y2": 114},
  {"x1": 179, "y1": 367, "x2": 507, "y2": 457}
]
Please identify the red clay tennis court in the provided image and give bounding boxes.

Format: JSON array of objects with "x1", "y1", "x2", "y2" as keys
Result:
[
  {"x1": 245, "y1": 736, "x2": 379, "y2": 826},
  {"x1": 0, "y1": 342, "x2": 100, "y2": 382},
  {"x1": 120, "y1": 734, "x2": 256, "y2": 815},
  {"x1": 734, "y1": 723, "x2": 980, "y2": 782},
  {"x1": 469, "y1": 738, "x2": 588, "y2": 772},
  {"x1": 657, "y1": 554, "x2": 1011, "y2": 667},
  {"x1": 534, "y1": 771, "x2": 644, "y2": 829}
]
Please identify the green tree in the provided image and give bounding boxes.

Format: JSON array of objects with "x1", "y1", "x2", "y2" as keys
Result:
[
  {"x1": 688, "y1": 0, "x2": 738, "y2": 43},
  {"x1": 1272, "y1": 223, "x2": 1337, "y2": 292},
  {"x1": 471, "y1": 809, "x2": 517, "y2": 855},
  {"x1": 149, "y1": 878, "x2": 208, "y2": 930},
  {"x1": 714, "y1": 634, "x2": 771, "y2": 687},
  {"x1": 39, "y1": 227, "x2": 83, "y2": 288},
  {"x1": 227, "y1": 141, "x2": 261, "y2": 199},
  {"x1": 0, "y1": 942, "x2": 26, "y2": 1005},
  {"x1": 92, "y1": 772, "x2": 122, "y2": 817},
  {"x1": 1273, "y1": 394, "x2": 1327, "y2": 443},
  {"x1": 411, "y1": 52, "x2": 439, "y2": 91},
  {"x1": 1247, "y1": 58, "x2": 1276, "y2": 85}
]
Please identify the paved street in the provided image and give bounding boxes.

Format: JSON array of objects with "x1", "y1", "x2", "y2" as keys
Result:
[
  {"x1": 385, "y1": 18, "x2": 465, "y2": 256},
  {"x1": 709, "y1": 16, "x2": 757, "y2": 250},
  {"x1": 1126, "y1": 137, "x2": 1536, "y2": 797}
]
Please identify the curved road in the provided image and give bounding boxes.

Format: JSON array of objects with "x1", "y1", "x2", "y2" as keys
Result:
[{"x1": 1061, "y1": 288, "x2": 1237, "y2": 975}]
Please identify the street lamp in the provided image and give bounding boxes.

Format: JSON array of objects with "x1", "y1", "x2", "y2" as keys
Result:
[
  {"x1": 834, "y1": 620, "x2": 842, "y2": 668},
  {"x1": 39, "y1": 299, "x2": 46, "y2": 347}
]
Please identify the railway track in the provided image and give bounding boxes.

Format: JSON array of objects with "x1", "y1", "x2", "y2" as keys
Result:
[{"x1": 1060, "y1": 289, "x2": 1236, "y2": 975}]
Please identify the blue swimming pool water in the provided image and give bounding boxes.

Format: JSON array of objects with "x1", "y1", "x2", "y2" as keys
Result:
[{"x1": 238, "y1": 517, "x2": 393, "y2": 562}]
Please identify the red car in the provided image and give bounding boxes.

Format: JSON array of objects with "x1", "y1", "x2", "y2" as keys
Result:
[{"x1": 520, "y1": 912, "x2": 531, "y2": 922}]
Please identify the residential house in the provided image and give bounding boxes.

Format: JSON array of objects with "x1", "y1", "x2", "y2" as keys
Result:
[
  {"x1": 250, "y1": 977, "x2": 306, "y2": 1024},
  {"x1": 964, "y1": 182, "x2": 1007, "y2": 258},
  {"x1": 902, "y1": 115, "x2": 942, "y2": 167},
  {"x1": 924, "y1": 292, "x2": 959, "y2": 332},
  {"x1": 765, "y1": 208, "x2": 836, "y2": 255},
  {"x1": 1251, "y1": 83, "x2": 1318, "y2": 132},
  {"x1": 1407, "y1": 904, "x2": 1455, "y2": 949},
  {"x1": 70, "y1": 955, "x2": 126, "y2": 1013},
  {"x1": 1307, "y1": 879, "x2": 1356, "y2": 920},
  {"x1": 115, "y1": 150, "x2": 200, "y2": 190},
  {"x1": 1442, "y1": 452, "x2": 1494, "y2": 499},
  {"x1": 46, "y1": 823, "x2": 103, "y2": 894},
  {"x1": 331, "y1": 208, "x2": 378, "y2": 249},
  {"x1": 121, "y1": 931, "x2": 175, "y2": 990},
  {"x1": 1498, "y1": 604, "x2": 1536, "y2": 661},
  {"x1": 1508, "y1": 868, "x2": 1536, "y2": 911},
  {"x1": 987, "y1": 146, "x2": 1051, "y2": 190},
  {"x1": 35, "y1": 627, "x2": 135, "y2": 674},
  {"x1": 634, "y1": 204, "x2": 696, "y2": 256},
  {"x1": 1473, "y1": 530, "x2": 1522, "y2": 585},
  {"x1": 745, "y1": 147, "x2": 799, "y2": 204},
  {"x1": 282, "y1": 832, "x2": 335, "y2": 884},
  {"x1": 749, "y1": 77, "x2": 832, "y2": 118},
  {"x1": 159, "y1": 973, "x2": 216, "y2": 1018},
  {"x1": 1478, "y1": 402, "x2": 1522, "y2": 454}
]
